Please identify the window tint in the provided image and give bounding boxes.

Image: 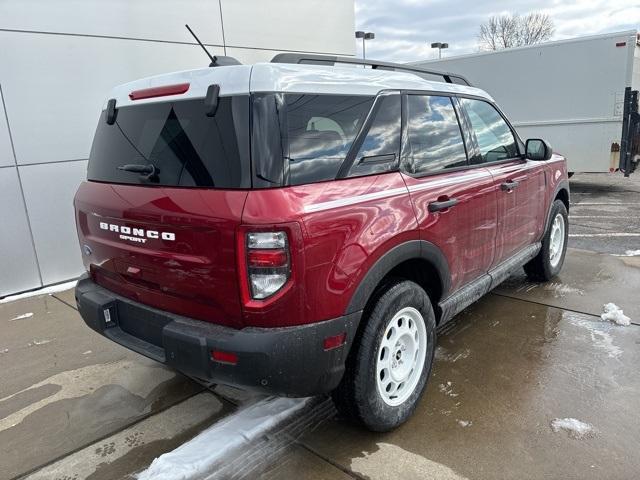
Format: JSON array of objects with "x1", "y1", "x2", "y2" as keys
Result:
[
  {"x1": 460, "y1": 98, "x2": 518, "y2": 163},
  {"x1": 88, "y1": 96, "x2": 250, "y2": 188},
  {"x1": 403, "y1": 95, "x2": 468, "y2": 175},
  {"x1": 347, "y1": 94, "x2": 401, "y2": 177},
  {"x1": 285, "y1": 94, "x2": 375, "y2": 185}
]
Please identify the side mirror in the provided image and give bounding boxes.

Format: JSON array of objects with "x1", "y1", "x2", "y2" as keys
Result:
[{"x1": 525, "y1": 139, "x2": 553, "y2": 161}]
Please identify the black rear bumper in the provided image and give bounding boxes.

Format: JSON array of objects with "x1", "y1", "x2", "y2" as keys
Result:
[{"x1": 75, "y1": 275, "x2": 360, "y2": 397}]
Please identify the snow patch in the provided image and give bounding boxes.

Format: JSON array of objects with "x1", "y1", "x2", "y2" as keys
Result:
[
  {"x1": 0, "y1": 280, "x2": 77, "y2": 304},
  {"x1": 0, "y1": 348, "x2": 8, "y2": 355},
  {"x1": 9, "y1": 312, "x2": 33, "y2": 321},
  {"x1": 82, "y1": 350, "x2": 92, "y2": 355},
  {"x1": 566, "y1": 314, "x2": 622, "y2": 359},
  {"x1": 137, "y1": 397, "x2": 310, "y2": 480},
  {"x1": 435, "y1": 347, "x2": 470, "y2": 363},
  {"x1": 613, "y1": 249, "x2": 640, "y2": 257},
  {"x1": 439, "y1": 381, "x2": 459, "y2": 397},
  {"x1": 551, "y1": 418, "x2": 594, "y2": 439},
  {"x1": 457, "y1": 419, "x2": 472, "y2": 428},
  {"x1": 600, "y1": 303, "x2": 631, "y2": 326},
  {"x1": 28, "y1": 339, "x2": 53, "y2": 346},
  {"x1": 543, "y1": 282, "x2": 585, "y2": 298}
]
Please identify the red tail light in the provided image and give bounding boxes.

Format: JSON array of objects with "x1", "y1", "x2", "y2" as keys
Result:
[
  {"x1": 129, "y1": 83, "x2": 190, "y2": 101},
  {"x1": 247, "y1": 249, "x2": 288, "y2": 268},
  {"x1": 239, "y1": 231, "x2": 291, "y2": 300}
]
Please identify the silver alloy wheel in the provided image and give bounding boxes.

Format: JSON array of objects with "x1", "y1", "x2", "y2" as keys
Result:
[
  {"x1": 549, "y1": 213, "x2": 565, "y2": 268},
  {"x1": 376, "y1": 306, "x2": 427, "y2": 407}
]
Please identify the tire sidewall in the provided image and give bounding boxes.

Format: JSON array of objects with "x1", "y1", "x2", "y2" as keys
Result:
[
  {"x1": 356, "y1": 281, "x2": 436, "y2": 431},
  {"x1": 542, "y1": 200, "x2": 569, "y2": 277}
]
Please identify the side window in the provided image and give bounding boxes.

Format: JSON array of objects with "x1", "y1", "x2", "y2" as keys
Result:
[
  {"x1": 285, "y1": 94, "x2": 374, "y2": 186},
  {"x1": 403, "y1": 95, "x2": 468, "y2": 175},
  {"x1": 347, "y1": 94, "x2": 401, "y2": 177},
  {"x1": 460, "y1": 98, "x2": 519, "y2": 163}
]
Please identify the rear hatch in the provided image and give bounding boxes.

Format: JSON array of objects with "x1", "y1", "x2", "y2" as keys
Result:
[{"x1": 75, "y1": 67, "x2": 251, "y2": 328}]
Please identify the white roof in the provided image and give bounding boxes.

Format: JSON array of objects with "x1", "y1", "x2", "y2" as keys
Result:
[{"x1": 106, "y1": 62, "x2": 492, "y2": 108}]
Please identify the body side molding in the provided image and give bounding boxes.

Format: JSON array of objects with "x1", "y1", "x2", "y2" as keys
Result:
[{"x1": 438, "y1": 243, "x2": 541, "y2": 325}]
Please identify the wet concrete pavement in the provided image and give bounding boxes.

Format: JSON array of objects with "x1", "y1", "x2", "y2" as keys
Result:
[
  {"x1": 568, "y1": 172, "x2": 640, "y2": 255},
  {"x1": 286, "y1": 295, "x2": 640, "y2": 480},
  {"x1": 0, "y1": 291, "x2": 223, "y2": 480}
]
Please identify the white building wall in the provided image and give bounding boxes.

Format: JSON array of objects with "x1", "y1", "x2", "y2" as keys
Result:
[{"x1": 0, "y1": 0, "x2": 355, "y2": 297}]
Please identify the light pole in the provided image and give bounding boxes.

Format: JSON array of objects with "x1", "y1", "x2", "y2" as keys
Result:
[
  {"x1": 430, "y1": 42, "x2": 449, "y2": 59},
  {"x1": 355, "y1": 31, "x2": 375, "y2": 62}
]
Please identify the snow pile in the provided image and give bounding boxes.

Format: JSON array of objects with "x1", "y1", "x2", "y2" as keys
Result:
[
  {"x1": 600, "y1": 303, "x2": 631, "y2": 326},
  {"x1": 9, "y1": 312, "x2": 33, "y2": 321},
  {"x1": 551, "y1": 418, "x2": 594, "y2": 439},
  {"x1": 137, "y1": 396, "x2": 310, "y2": 480},
  {"x1": 457, "y1": 419, "x2": 472, "y2": 428},
  {"x1": 0, "y1": 280, "x2": 77, "y2": 304}
]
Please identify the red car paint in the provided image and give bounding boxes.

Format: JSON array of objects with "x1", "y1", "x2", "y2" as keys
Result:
[{"x1": 75, "y1": 155, "x2": 566, "y2": 329}]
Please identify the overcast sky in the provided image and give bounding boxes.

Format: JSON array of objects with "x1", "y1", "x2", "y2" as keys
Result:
[{"x1": 354, "y1": 0, "x2": 639, "y2": 62}]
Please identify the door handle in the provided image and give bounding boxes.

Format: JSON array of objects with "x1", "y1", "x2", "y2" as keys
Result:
[
  {"x1": 501, "y1": 180, "x2": 520, "y2": 191},
  {"x1": 428, "y1": 198, "x2": 458, "y2": 212}
]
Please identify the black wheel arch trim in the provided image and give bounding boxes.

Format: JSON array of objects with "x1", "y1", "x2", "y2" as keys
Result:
[
  {"x1": 542, "y1": 180, "x2": 570, "y2": 239},
  {"x1": 345, "y1": 239, "x2": 450, "y2": 315}
]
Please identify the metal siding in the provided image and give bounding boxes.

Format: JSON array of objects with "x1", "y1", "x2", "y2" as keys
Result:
[
  {"x1": 0, "y1": 86, "x2": 14, "y2": 168},
  {"x1": 0, "y1": 167, "x2": 42, "y2": 296},
  {"x1": 18, "y1": 160, "x2": 88, "y2": 285},
  {"x1": 0, "y1": 0, "x2": 224, "y2": 45}
]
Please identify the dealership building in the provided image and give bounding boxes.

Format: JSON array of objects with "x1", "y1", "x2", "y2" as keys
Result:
[{"x1": 0, "y1": 0, "x2": 355, "y2": 296}]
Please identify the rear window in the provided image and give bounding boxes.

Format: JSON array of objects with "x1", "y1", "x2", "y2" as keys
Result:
[
  {"x1": 87, "y1": 96, "x2": 251, "y2": 188},
  {"x1": 252, "y1": 93, "x2": 375, "y2": 187}
]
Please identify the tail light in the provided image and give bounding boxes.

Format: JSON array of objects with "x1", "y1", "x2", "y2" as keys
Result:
[{"x1": 245, "y1": 231, "x2": 290, "y2": 299}]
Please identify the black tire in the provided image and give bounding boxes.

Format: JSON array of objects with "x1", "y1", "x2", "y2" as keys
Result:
[
  {"x1": 524, "y1": 199, "x2": 568, "y2": 281},
  {"x1": 332, "y1": 279, "x2": 436, "y2": 432}
]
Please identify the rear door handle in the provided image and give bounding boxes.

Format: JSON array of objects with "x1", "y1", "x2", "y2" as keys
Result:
[
  {"x1": 428, "y1": 198, "x2": 458, "y2": 212},
  {"x1": 501, "y1": 180, "x2": 520, "y2": 191}
]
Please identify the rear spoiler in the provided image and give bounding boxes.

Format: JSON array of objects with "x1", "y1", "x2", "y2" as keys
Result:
[{"x1": 270, "y1": 53, "x2": 472, "y2": 86}]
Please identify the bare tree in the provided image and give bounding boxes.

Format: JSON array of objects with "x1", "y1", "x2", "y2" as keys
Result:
[{"x1": 478, "y1": 13, "x2": 554, "y2": 51}]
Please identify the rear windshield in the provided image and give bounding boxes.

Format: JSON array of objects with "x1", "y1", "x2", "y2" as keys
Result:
[
  {"x1": 252, "y1": 93, "x2": 375, "y2": 187},
  {"x1": 88, "y1": 96, "x2": 251, "y2": 188}
]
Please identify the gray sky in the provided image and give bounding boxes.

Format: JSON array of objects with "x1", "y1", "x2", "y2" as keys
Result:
[{"x1": 354, "y1": 0, "x2": 639, "y2": 62}]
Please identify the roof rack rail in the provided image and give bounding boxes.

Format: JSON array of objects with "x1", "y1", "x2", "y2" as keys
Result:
[{"x1": 270, "y1": 53, "x2": 472, "y2": 86}]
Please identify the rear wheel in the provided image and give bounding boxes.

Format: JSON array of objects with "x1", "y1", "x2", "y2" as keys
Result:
[
  {"x1": 524, "y1": 199, "x2": 568, "y2": 281},
  {"x1": 332, "y1": 280, "x2": 436, "y2": 431}
]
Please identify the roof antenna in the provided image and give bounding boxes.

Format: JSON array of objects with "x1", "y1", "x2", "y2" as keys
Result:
[{"x1": 185, "y1": 24, "x2": 218, "y2": 67}]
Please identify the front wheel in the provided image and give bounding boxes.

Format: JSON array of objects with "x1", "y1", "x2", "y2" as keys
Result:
[
  {"x1": 524, "y1": 199, "x2": 569, "y2": 281},
  {"x1": 332, "y1": 280, "x2": 436, "y2": 432}
]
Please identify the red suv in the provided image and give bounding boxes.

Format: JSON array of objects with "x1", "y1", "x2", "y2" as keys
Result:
[{"x1": 74, "y1": 55, "x2": 569, "y2": 431}]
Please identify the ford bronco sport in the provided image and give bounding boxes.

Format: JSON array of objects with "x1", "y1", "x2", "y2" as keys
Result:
[{"x1": 74, "y1": 54, "x2": 569, "y2": 431}]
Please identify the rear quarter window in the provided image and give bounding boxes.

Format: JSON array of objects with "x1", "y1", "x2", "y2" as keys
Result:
[{"x1": 251, "y1": 93, "x2": 375, "y2": 187}]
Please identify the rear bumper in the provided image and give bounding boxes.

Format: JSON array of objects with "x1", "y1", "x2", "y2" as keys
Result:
[{"x1": 75, "y1": 275, "x2": 360, "y2": 397}]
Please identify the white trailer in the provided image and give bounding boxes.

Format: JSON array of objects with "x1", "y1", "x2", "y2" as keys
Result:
[{"x1": 413, "y1": 30, "x2": 640, "y2": 175}]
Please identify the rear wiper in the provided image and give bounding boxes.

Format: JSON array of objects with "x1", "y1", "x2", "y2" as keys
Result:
[
  {"x1": 117, "y1": 163, "x2": 160, "y2": 182},
  {"x1": 117, "y1": 164, "x2": 158, "y2": 175}
]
